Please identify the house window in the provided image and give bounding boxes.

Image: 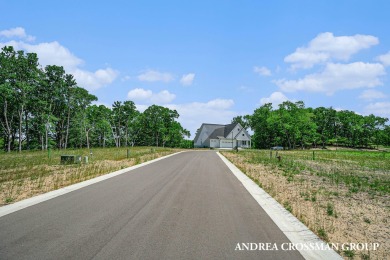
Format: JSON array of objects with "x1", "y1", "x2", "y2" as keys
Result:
[
  {"x1": 242, "y1": 134, "x2": 244, "y2": 136},
  {"x1": 242, "y1": 141, "x2": 247, "y2": 145}
]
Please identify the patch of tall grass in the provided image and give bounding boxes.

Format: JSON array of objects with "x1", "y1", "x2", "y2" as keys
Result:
[
  {"x1": 241, "y1": 149, "x2": 389, "y2": 194},
  {"x1": 0, "y1": 147, "x2": 181, "y2": 205}
]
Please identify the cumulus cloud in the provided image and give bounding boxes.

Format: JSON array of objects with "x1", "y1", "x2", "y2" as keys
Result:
[
  {"x1": 254, "y1": 66, "x2": 272, "y2": 76},
  {"x1": 376, "y1": 51, "x2": 390, "y2": 66},
  {"x1": 127, "y1": 88, "x2": 153, "y2": 100},
  {"x1": 358, "y1": 89, "x2": 387, "y2": 101},
  {"x1": 180, "y1": 73, "x2": 195, "y2": 86},
  {"x1": 166, "y1": 98, "x2": 236, "y2": 138},
  {"x1": 137, "y1": 70, "x2": 174, "y2": 82},
  {"x1": 260, "y1": 92, "x2": 289, "y2": 107},
  {"x1": 275, "y1": 62, "x2": 386, "y2": 95},
  {"x1": 73, "y1": 68, "x2": 118, "y2": 91},
  {"x1": 0, "y1": 28, "x2": 118, "y2": 91},
  {"x1": 151, "y1": 90, "x2": 176, "y2": 103},
  {"x1": 364, "y1": 102, "x2": 390, "y2": 118},
  {"x1": 0, "y1": 27, "x2": 35, "y2": 41},
  {"x1": 127, "y1": 88, "x2": 175, "y2": 104},
  {"x1": 1, "y1": 40, "x2": 84, "y2": 69},
  {"x1": 284, "y1": 32, "x2": 379, "y2": 69}
]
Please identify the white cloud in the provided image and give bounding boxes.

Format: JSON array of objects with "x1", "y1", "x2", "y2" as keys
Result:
[
  {"x1": 364, "y1": 102, "x2": 390, "y2": 118},
  {"x1": 254, "y1": 66, "x2": 272, "y2": 76},
  {"x1": 0, "y1": 27, "x2": 35, "y2": 41},
  {"x1": 1, "y1": 40, "x2": 84, "y2": 70},
  {"x1": 358, "y1": 89, "x2": 387, "y2": 101},
  {"x1": 284, "y1": 32, "x2": 379, "y2": 69},
  {"x1": 73, "y1": 68, "x2": 118, "y2": 91},
  {"x1": 376, "y1": 51, "x2": 390, "y2": 66},
  {"x1": 260, "y1": 92, "x2": 289, "y2": 107},
  {"x1": 137, "y1": 70, "x2": 174, "y2": 82},
  {"x1": 0, "y1": 29, "x2": 118, "y2": 91},
  {"x1": 151, "y1": 90, "x2": 176, "y2": 103},
  {"x1": 127, "y1": 88, "x2": 175, "y2": 104},
  {"x1": 180, "y1": 73, "x2": 195, "y2": 86},
  {"x1": 166, "y1": 98, "x2": 236, "y2": 138},
  {"x1": 127, "y1": 88, "x2": 153, "y2": 100},
  {"x1": 275, "y1": 62, "x2": 386, "y2": 95},
  {"x1": 203, "y1": 98, "x2": 234, "y2": 109}
]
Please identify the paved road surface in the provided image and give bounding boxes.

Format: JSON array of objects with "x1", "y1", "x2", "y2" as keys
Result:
[{"x1": 0, "y1": 151, "x2": 304, "y2": 260}]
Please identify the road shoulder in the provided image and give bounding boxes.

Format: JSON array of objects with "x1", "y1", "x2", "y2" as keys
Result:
[
  {"x1": 217, "y1": 152, "x2": 342, "y2": 260},
  {"x1": 0, "y1": 152, "x2": 184, "y2": 218}
]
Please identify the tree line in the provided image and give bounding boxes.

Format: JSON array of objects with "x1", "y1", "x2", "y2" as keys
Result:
[
  {"x1": 0, "y1": 46, "x2": 190, "y2": 152},
  {"x1": 233, "y1": 101, "x2": 390, "y2": 149}
]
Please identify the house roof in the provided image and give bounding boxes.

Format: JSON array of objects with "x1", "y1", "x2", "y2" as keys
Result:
[
  {"x1": 203, "y1": 123, "x2": 240, "y2": 143},
  {"x1": 205, "y1": 127, "x2": 225, "y2": 141},
  {"x1": 193, "y1": 123, "x2": 225, "y2": 143},
  {"x1": 223, "y1": 123, "x2": 237, "y2": 137}
]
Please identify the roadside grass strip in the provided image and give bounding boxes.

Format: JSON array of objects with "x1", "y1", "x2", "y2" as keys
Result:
[
  {"x1": 0, "y1": 152, "x2": 183, "y2": 218},
  {"x1": 217, "y1": 152, "x2": 342, "y2": 260}
]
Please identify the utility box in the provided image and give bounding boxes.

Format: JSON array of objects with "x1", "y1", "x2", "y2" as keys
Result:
[{"x1": 61, "y1": 155, "x2": 82, "y2": 164}]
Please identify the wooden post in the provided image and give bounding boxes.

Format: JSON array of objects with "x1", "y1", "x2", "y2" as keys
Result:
[
  {"x1": 127, "y1": 149, "x2": 130, "y2": 158},
  {"x1": 313, "y1": 151, "x2": 315, "y2": 160}
]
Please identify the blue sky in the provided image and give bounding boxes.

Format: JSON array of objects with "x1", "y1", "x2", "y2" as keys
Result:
[{"x1": 1, "y1": 0, "x2": 390, "y2": 138}]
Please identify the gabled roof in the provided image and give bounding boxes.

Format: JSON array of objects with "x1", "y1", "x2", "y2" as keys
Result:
[
  {"x1": 204, "y1": 123, "x2": 240, "y2": 143},
  {"x1": 223, "y1": 123, "x2": 237, "y2": 137},
  {"x1": 204, "y1": 127, "x2": 225, "y2": 142},
  {"x1": 193, "y1": 123, "x2": 225, "y2": 143},
  {"x1": 194, "y1": 122, "x2": 250, "y2": 144}
]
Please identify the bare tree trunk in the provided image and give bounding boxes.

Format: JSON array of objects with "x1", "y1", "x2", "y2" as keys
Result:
[
  {"x1": 86, "y1": 129, "x2": 90, "y2": 150},
  {"x1": 117, "y1": 125, "x2": 121, "y2": 147},
  {"x1": 45, "y1": 126, "x2": 48, "y2": 150},
  {"x1": 125, "y1": 128, "x2": 128, "y2": 147},
  {"x1": 110, "y1": 126, "x2": 118, "y2": 147},
  {"x1": 18, "y1": 105, "x2": 23, "y2": 152},
  {"x1": 65, "y1": 107, "x2": 70, "y2": 149},
  {"x1": 2, "y1": 101, "x2": 12, "y2": 152},
  {"x1": 7, "y1": 136, "x2": 11, "y2": 153},
  {"x1": 25, "y1": 110, "x2": 29, "y2": 150}
]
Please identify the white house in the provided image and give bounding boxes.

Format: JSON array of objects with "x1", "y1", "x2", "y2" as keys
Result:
[{"x1": 193, "y1": 123, "x2": 251, "y2": 148}]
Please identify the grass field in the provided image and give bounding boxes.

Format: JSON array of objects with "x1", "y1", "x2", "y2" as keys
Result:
[
  {"x1": 246, "y1": 149, "x2": 389, "y2": 194},
  {"x1": 0, "y1": 147, "x2": 182, "y2": 206},
  {"x1": 222, "y1": 149, "x2": 389, "y2": 259}
]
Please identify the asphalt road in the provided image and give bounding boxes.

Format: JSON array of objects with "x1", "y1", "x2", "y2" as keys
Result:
[{"x1": 0, "y1": 151, "x2": 304, "y2": 260}]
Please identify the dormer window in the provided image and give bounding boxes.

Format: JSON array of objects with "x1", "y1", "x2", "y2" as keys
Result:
[{"x1": 238, "y1": 128, "x2": 240, "y2": 131}]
